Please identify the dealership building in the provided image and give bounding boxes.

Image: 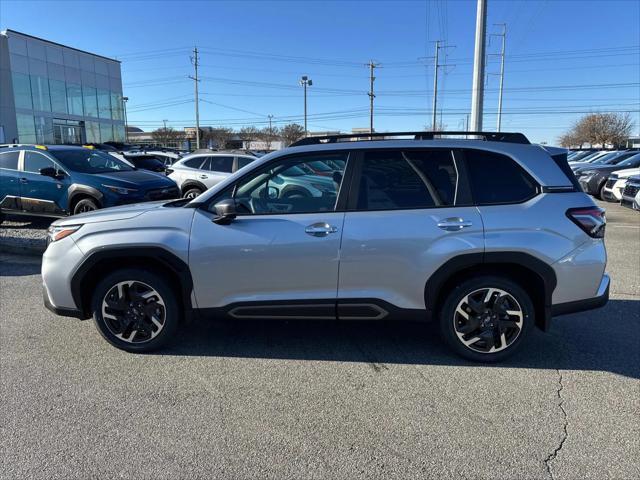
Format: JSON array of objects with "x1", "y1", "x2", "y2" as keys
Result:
[{"x1": 0, "y1": 29, "x2": 125, "y2": 145}]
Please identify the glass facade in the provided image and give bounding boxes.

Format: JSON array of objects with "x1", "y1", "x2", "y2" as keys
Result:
[{"x1": 3, "y1": 31, "x2": 125, "y2": 144}]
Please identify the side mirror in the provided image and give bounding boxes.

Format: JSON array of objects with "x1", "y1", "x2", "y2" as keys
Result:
[
  {"x1": 212, "y1": 198, "x2": 237, "y2": 225},
  {"x1": 267, "y1": 186, "x2": 279, "y2": 199}
]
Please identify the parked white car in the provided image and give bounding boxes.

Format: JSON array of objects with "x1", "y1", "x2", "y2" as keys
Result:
[
  {"x1": 167, "y1": 152, "x2": 257, "y2": 198},
  {"x1": 602, "y1": 166, "x2": 640, "y2": 202}
]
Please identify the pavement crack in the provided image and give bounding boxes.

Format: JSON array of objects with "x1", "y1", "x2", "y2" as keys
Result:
[{"x1": 544, "y1": 369, "x2": 569, "y2": 480}]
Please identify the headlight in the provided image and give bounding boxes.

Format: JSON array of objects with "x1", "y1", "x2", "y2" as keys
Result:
[
  {"x1": 102, "y1": 184, "x2": 138, "y2": 195},
  {"x1": 47, "y1": 225, "x2": 82, "y2": 242}
]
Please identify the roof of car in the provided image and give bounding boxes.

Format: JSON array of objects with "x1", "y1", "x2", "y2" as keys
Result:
[{"x1": 0, "y1": 144, "x2": 98, "y2": 151}]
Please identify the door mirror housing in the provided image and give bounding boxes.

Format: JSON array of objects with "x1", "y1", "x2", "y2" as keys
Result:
[
  {"x1": 267, "y1": 186, "x2": 279, "y2": 199},
  {"x1": 212, "y1": 199, "x2": 237, "y2": 225}
]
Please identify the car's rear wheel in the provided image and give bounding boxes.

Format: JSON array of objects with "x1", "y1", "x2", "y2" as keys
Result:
[
  {"x1": 73, "y1": 198, "x2": 99, "y2": 215},
  {"x1": 91, "y1": 269, "x2": 179, "y2": 352},
  {"x1": 439, "y1": 276, "x2": 533, "y2": 362},
  {"x1": 183, "y1": 187, "x2": 203, "y2": 199}
]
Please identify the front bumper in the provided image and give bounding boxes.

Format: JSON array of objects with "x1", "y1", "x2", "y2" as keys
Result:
[
  {"x1": 43, "y1": 287, "x2": 84, "y2": 319},
  {"x1": 551, "y1": 273, "x2": 610, "y2": 317}
]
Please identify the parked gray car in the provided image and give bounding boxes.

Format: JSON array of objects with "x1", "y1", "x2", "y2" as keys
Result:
[{"x1": 42, "y1": 132, "x2": 609, "y2": 362}]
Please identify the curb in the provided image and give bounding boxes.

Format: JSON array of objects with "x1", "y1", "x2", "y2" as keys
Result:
[{"x1": 0, "y1": 239, "x2": 46, "y2": 257}]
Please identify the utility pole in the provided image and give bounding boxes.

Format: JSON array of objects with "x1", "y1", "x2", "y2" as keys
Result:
[
  {"x1": 299, "y1": 76, "x2": 313, "y2": 136},
  {"x1": 432, "y1": 41, "x2": 440, "y2": 131},
  {"x1": 495, "y1": 24, "x2": 506, "y2": 132},
  {"x1": 367, "y1": 60, "x2": 380, "y2": 134},
  {"x1": 189, "y1": 47, "x2": 201, "y2": 150},
  {"x1": 470, "y1": 0, "x2": 487, "y2": 132},
  {"x1": 162, "y1": 119, "x2": 168, "y2": 129},
  {"x1": 267, "y1": 114, "x2": 274, "y2": 150}
]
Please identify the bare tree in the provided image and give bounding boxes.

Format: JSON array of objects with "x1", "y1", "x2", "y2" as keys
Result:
[
  {"x1": 279, "y1": 123, "x2": 305, "y2": 146},
  {"x1": 151, "y1": 127, "x2": 181, "y2": 147},
  {"x1": 239, "y1": 126, "x2": 260, "y2": 149},
  {"x1": 205, "y1": 127, "x2": 234, "y2": 150},
  {"x1": 561, "y1": 112, "x2": 634, "y2": 148},
  {"x1": 260, "y1": 125, "x2": 280, "y2": 151}
]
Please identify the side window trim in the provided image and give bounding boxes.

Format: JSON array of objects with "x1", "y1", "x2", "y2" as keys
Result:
[
  {"x1": 345, "y1": 147, "x2": 462, "y2": 212},
  {"x1": 207, "y1": 150, "x2": 354, "y2": 215}
]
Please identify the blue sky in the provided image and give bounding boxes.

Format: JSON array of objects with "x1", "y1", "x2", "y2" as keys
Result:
[{"x1": 2, "y1": 0, "x2": 639, "y2": 144}]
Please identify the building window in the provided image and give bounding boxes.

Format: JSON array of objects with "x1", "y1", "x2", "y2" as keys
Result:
[
  {"x1": 110, "y1": 92, "x2": 123, "y2": 121},
  {"x1": 12, "y1": 72, "x2": 33, "y2": 110},
  {"x1": 30, "y1": 75, "x2": 52, "y2": 112},
  {"x1": 97, "y1": 89, "x2": 112, "y2": 119},
  {"x1": 86, "y1": 121, "x2": 101, "y2": 143},
  {"x1": 16, "y1": 113, "x2": 37, "y2": 143},
  {"x1": 49, "y1": 79, "x2": 68, "y2": 114},
  {"x1": 82, "y1": 85, "x2": 98, "y2": 118},
  {"x1": 34, "y1": 116, "x2": 54, "y2": 144},
  {"x1": 66, "y1": 84, "x2": 84, "y2": 116},
  {"x1": 113, "y1": 124, "x2": 125, "y2": 142},
  {"x1": 99, "y1": 123, "x2": 113, "y2": 142}
]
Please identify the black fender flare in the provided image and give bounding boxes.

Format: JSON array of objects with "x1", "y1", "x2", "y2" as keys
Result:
[
  {"x1": 67, "y1": 184, "x2": 104, "y2": 210},
  {"x1": 180, "y1": 180, "x2": 207, "y2": 195},
  {"x1": 424, "y1": 252, "x2": 557, "y2": 330},
  {"x1": 70, "y1": 246, "x2": 194, "y2": 318}
]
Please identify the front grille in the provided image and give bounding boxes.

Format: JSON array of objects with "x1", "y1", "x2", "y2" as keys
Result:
[
  {"x1": 145, "y1": 186, "x2": 179, "y2": 201},
  {"x1": 623, "y1": 183, "x2": 640, "y2": 197}
]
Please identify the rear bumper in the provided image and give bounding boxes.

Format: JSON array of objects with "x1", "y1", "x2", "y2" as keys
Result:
[{"x1": 551, "y1": 273, "x2": 610, "y2": 317}]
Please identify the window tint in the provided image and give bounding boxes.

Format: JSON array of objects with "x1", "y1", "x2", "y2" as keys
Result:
[
  {"x1": 464, "y1": 149, "x2": 537, "y2": 205},
  {"x1": 0, "y1": 151, "x2": 20, "y2": 170},
  {"x1": 184, "y1": 157, "x2": 205, "y2": 169},
  {"x1": 357, "y1": 149, "x2": 457, "y2": 210},
  {"x1": 237, "y1": 156, "x2": 254, "y2": 170},
  {"x1": 216, "y1": 153, "x2": 348, "y2": 215},
  {"x1": 24, "y1": 151, "x2": 54, "y2": 173},
  {"x1": 206, "y1": 156, "x2": 233, "y2": 173}
]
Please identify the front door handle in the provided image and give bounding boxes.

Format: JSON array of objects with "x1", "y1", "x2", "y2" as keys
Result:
[
  {"x1": 199, "y1": 174, "x2": 208, "y2": 179},
  {"x1": 437, "y1": 217, "x2": 473, "y2": 231},
  {"x1": 305, "y1": 222, "x2": 338, "y2": 237},
  {"x1": 19, "y1": 177, "x2": 28, "y2": 184}
]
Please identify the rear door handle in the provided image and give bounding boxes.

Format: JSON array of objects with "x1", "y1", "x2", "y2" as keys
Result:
[
  {"x1": 305, "y1": 222, "x2": 338, "y2": 237},
  {"x1": 19, "y1": 177, "x2": 28, "y2": 184},
  {"x1": 437, "y1": 217, "x2": 473, "y2": 231}
]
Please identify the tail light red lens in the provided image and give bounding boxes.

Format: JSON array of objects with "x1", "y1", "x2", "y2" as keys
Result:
[{"x1": 566, "y1": 207, "x2": 606, "y2": 238}]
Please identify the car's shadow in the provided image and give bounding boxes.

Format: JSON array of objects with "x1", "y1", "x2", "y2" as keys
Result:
[{"x1": 159, "y1": 299, "x2": 640, "y2": 380}]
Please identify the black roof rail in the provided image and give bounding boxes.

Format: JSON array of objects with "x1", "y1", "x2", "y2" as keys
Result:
[{"x1": 290, "y1": 131, "x2": 530, "y2": 147}]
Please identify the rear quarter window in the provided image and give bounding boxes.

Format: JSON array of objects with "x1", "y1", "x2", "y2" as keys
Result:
[
  {"x1": 0, "y1": 151, "x2": 20, "y2": 170},
  {"x1": 463, "y1": 149, "x2": 538, "y2": 205},
  {"x1": 183, "y1": 157, "x2": 205, "y2": 169}
]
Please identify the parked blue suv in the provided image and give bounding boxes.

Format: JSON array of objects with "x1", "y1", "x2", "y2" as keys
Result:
[{"x1": 0, "y1": 145, "x2": 179, "y2": 222}]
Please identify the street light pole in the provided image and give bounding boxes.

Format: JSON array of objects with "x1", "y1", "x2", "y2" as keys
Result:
[
  {"x1": 299, "y1": 76, "x2": 313, "y2": 136},
  {"x1": 122, "y1": 96, "x2": 129, "y2": 143},
  {"x1": 470, "y1": 0, "x2": 487, "y2": 131}
]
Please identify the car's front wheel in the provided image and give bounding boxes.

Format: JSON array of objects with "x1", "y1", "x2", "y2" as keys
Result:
[
  {"x1": 439, "y1": 276, "x2": 533, "y2": 362},
  {"x1": 73, "y1": 198, "x2": 99, "y2": 215},
  {"x1": 91, "y1": 269, "x2": 180, "y2": 352}
]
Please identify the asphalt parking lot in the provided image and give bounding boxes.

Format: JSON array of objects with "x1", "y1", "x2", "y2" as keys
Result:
[{"x1": 1, "y1": 201, "x2": 638, "y2": 479}]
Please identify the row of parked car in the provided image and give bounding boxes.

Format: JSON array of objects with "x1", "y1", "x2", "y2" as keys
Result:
[{"x1": 568, "y1": 148, "x2": 640, "y2": 210}]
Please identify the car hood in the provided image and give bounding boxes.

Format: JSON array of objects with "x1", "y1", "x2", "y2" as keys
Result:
[
  {"x1": 611, "y1": 167, "x2": 640, "y2": 178},
  {"x1": 78, "y1": 169, "x2": 175, "y2": 188},
  {"x1": 52, "y1": 200, "x2": 171, "y2": 226}
]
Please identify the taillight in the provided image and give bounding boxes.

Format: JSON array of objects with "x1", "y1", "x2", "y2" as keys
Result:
[{"x1": 566, "y1": 207, "x2": 606, "y2": 238}]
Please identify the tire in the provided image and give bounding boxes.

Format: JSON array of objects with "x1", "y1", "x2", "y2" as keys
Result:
[
  {"x1": 597, "y1": 183, "x2": 607, "y2": 201},
  {"x1": 73, "y1": 198, "x2": 99, "y2": 215},
  {"x1": 183, "y1": 187, "x2": 203, "y2": 199},
  {"x1": 91, "y1": 268, "x2": 180, "y2": 352},
  {"x1": 283, "y1": 189, "x2": 310, "y2": 199},
  {"x1": 438, "y1": 275, "x2": 534, "y2": 363}
]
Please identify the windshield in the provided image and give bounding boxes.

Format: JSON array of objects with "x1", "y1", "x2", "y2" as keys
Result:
[
  {"x1": 50, "y1": 149, "x2": 134, "y2": 173},
  {"x1": 615, "y1": 154, "x2": 640, "y2": 168},
  {"x1": 127, "y1": 156, "x2": 165, "y2": 169},
  {"x1": 280, "y1": 165, "x2": 306, "y2": 176}
]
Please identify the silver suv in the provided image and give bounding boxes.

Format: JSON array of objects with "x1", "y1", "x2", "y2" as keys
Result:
[
  {"x1": 167, "y1": 151, "x2": 257, "y2": 198},
  {"x1": 42, "y1": 132, "x2": 609, "y2": 362}
]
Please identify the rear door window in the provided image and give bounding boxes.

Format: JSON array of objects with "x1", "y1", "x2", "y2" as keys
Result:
[
  {"x1": 463, "y1": 149, "x2": 538, "y2": 205},
  {"x1": 207, "y1": 156, "x2": 233, "y2": 173},
  {"x1": 356, "y1": 149, "x2": 458, "y2": 210},
  {"x1": 0, "y1": 151, "x2": 20, "y2": 170}
]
